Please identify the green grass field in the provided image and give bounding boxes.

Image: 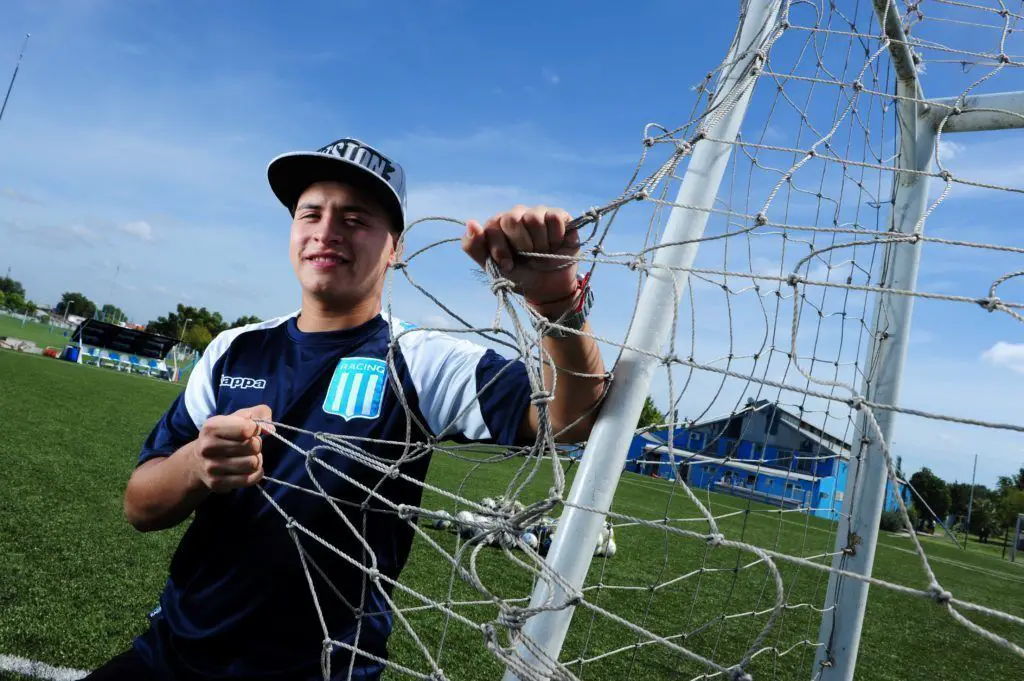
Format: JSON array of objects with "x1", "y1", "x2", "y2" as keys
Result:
[{"x1": 1, "y1": 349, "x2": 1022, "y2": 681}]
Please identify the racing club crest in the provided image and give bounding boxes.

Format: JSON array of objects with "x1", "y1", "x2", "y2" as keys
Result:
[{"x1": 322, "y1": 357, "x2": 387, "y2": 421}]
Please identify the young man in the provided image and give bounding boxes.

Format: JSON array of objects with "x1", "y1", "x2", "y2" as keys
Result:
[{"x1": 86, "y1": 138, "x2": 607, "y2": 681}]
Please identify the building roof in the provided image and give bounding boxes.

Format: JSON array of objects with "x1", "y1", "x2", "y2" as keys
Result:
[{"x1": 691, "y1": 399, "x2": 852, "y2": 459}]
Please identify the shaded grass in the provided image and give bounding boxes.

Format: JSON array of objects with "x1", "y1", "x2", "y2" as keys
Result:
[{"x1": 1, "y1": 350, "x2": 1021, "y2": 680}]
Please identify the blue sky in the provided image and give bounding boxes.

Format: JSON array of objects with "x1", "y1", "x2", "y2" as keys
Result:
[{"x1": 1, "y1": 0, "x2": 1022, "y2": 488}]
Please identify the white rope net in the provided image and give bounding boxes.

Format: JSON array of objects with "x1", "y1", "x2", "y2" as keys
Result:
[{"x1": 257, "y1": 1, "x2": 1024, "y2": 679}]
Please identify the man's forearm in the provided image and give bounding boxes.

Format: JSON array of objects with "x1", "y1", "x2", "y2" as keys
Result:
[
  {"x1": 123, "y1": 441, "x2": 211, "y2": 532},
  {"x1": 539, "y1": 321, "x2": 607, "y2": 442}
]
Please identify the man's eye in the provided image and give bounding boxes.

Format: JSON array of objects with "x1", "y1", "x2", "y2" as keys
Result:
[
  {"x1": 301, "y1": 212, "x2": 319, "y2": 222},
  {"x1": 344, "y1": 216, "x2": 366, "y2": 227}
]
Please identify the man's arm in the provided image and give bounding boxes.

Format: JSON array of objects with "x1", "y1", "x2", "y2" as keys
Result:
[
  {"x1": 124, "y1": 405, "x2": 270, "y2": 532},
  {"x1": 520, "y1": 313, "x2": 606, "y2": 444},
  {"x1": 124, "y1": 443, "x2": 210, "y2": 532},
  {"x1": 462, "y1": 205, "x2": 608, "y2": 444}
]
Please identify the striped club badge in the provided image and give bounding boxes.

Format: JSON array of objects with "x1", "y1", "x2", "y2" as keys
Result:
[{"x1": 322, "y1": 357, "x2": 387, "y2": 421}]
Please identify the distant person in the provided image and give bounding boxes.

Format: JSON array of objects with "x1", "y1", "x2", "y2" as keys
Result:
[{"x1": 83, "y1": 138, "x2": 606, "y2": 681}]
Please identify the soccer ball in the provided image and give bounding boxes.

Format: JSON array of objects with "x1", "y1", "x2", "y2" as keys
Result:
[
  {"x1": 432, "y1": 512, "x2": 452, "y2": 531},
  {"x1": 455, "y1": 510, "x2": 476, "y2": 539},
  {"x1": 522, "y1": 531, "x2": 539, "y2": 550}
]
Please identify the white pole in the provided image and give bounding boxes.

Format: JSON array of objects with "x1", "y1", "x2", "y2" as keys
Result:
[
  {"x1": 964, "y1": 454, "x2": 978, "y2": 550},
  {"x1": 501, "y1": 2, "x2": 783, "y2": 679},
  {"x1": 814, "y1": 3, "x2": 933, "y2": 679}
]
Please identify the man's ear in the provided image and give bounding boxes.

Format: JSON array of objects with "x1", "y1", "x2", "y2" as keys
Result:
[{"x1": 390, "y1": 234, "x2": 405, "y2": 265}]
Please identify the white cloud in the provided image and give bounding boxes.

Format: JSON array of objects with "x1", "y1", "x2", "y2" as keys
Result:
[
  {"x1": 937, "y1": 139, "x2": 965, "y2": 164},
  {"x1": 541, "y1": 67, "x2": 560, "y2": 85},
  {"x1": 120, "y1": 220, "x2": 154, "y2": 242},
  {"x1": 66, "y1": 224, "x2": 99, "y2": 244},
  {"x1": 981, "y1": 341, "x2": 1024, "y2": 374}
]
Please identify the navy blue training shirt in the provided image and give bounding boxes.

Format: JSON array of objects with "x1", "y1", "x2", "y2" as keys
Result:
[{"x1": 132, "y1": 312, "x2": 531, "y2": 681}]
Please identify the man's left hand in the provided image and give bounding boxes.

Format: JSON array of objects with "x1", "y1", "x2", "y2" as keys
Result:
[{"x1": 461, "y1": 205, "x2": 580, "y2": 313}]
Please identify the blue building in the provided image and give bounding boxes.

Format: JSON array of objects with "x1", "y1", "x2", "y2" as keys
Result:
[{"x1": 624, "y1": 399, "x2": 911, "y2": 521}]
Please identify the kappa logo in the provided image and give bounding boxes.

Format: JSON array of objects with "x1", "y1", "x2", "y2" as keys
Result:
[
  {"x1": 323, "y1": 357, "x2": 387, "y2": 421},
  {"x1": 220, "y1": 375, "x2": 267, "y2": 390}
]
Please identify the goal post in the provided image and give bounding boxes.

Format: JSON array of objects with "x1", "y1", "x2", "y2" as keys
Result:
[
  {"x1": 500, "y1": 1, "x2": 785, "y2": 678},
  {"x1": 815, "y1": 2, "x2": 1024, "y2": 679}
]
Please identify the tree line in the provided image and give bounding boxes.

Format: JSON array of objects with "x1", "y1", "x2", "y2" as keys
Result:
[
  {"x1": 1, "y1": 276, "x2": 260, "y2": 352},
  {"x1": 887, "y1": 460, "x2": 1024, "y2": 545}
]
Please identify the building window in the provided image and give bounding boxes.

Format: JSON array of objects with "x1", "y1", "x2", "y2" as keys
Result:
[
  {"x1": 746, "y1": 474, "x2": 756, "y2": 486},
  {"x1": 752, "y1": 443, "x2": 764, "y2": 460}
]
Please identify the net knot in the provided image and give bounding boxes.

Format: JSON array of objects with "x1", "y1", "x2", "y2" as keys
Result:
[
  {"x1": 851, "y1": 79, "x2": 863, "y2": 92},
  {"x1": 397, "y1": 504, "x2": 414, "y2": 519},
  {"x1": 530, "y1": 390, "x2": 553, "y2": 405},
  {"x1": 978, "y1": 296, "x2": 1000, "y2": 312},
  {"x1": 939, "y1": 169, "x2": 954, "y2": 182},
  {"x1": 929, "y1": 583, "x2": 952, "y2": 605},
  {"x1": 643, "y1": 136, "x2": 655, "y2": 147},
  {"x1": 366, "y1": 568, "x2": 380, "y2": 581},
  {"x1": 707, "y1": 533, "x2": 726, "y2": 547},
  {"x1": 629, "y1": 255, "x2": 648, "y2": 272},
  {"x1": 490, "y1": 277, "x2": 516, "y2": 296},
  {"x1": 786, "y1": 273, "x2": 803, "y2": 287},
  {"x1": 847, "y1": 396, "x2": 864, "y2": 411},
  {"x1": 999, "y1": 53, "x2": 1010, "y2": 64},
  {"x1": 634, "y1": 187, "x2": 650, "y2": 201},
  {"x1": 675, "y1": 139, "x2": 693, "y2": 155},
  {"x1": 390, "y1": 260, "x2": 407, "y2": 271},
  {"x1": 729, "y1": 669, "x2": 753, "y2": 681},
  {"x1": 951, "y1": 105, "x2": 962, "y2": 116},
  {"x1": 754, "y1": 212, "x2": 768, "y2": 226},
  {"x1": 388, "y1": 465, "x2": 401, "y2": 479},
  {"x1": 497, "y1": 608, "x2": 529, "y2": 631}
]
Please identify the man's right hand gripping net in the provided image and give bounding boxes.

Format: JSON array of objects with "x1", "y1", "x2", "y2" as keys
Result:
[{"x1": 257, "y1": 2, "x2": 1024, "y2": 679}]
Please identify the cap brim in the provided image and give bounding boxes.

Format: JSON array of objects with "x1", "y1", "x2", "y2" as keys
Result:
[{"x1": 267, "y1": 152, "x2": 405, "y2": 231}]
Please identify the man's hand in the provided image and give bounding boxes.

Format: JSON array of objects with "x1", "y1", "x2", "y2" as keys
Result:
[
  {"x1": 192, "y1": 405, "x2": 273, "y2": 493},
  {"x1": 461, "y1": 205, "x2": 580, "y2": 312}
]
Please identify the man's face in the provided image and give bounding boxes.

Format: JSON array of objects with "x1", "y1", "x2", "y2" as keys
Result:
[{"x1": 289, "y1": 180, "x2": 397, "y2": 308}]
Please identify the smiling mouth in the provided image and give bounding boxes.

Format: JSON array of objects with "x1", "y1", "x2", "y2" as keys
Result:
[{"x1": 305, "y1": 253, "x2": 350, "y2": 266}]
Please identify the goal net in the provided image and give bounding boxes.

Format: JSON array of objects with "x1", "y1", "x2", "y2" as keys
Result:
[{"x1": 257, "y1": 1, "x2": 1024, "y2": 680}]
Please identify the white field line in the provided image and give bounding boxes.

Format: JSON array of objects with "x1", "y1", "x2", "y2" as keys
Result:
[{"x1": 0, "y1": 654, "x2": 88, "y2": 681}]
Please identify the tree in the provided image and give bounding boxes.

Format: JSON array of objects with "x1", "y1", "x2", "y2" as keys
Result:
[
  {"x1": 99, "y1": 303, "x2": 127, "y2": 324},
  {"x1": 147, "y1": 304, "x2": 228, "y2": 339},
  {"x1": 56, "y1": 292, "x2": 97, "y2": 319},
  {"x1": 968, "y1": 497, "x2": 997, "y2": 542},
  {"x1": 182, "y1": 324, "x2": 214, "y2": 353},
  {"x1": 637, "y1": 396, "x2": 665, "y2": 431},
  {"x1": 996, "y1": 467, "x2": 1024, "y2": 494},
  {"x1": 230, "y1": 315, "x2": 262, "y2": 328},
  {"x1": 4, "y1": 291, "x2": 25, "y2": 313},
  {"x1": 908, "y1": 467, "x2": 951, "y2": 529},
  {"x1": 998, "y1": 489, "x2": 1024, "y2": 533},
  {"x1": 0, "y1": 276, "x2": 25, "y2": 298}
]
